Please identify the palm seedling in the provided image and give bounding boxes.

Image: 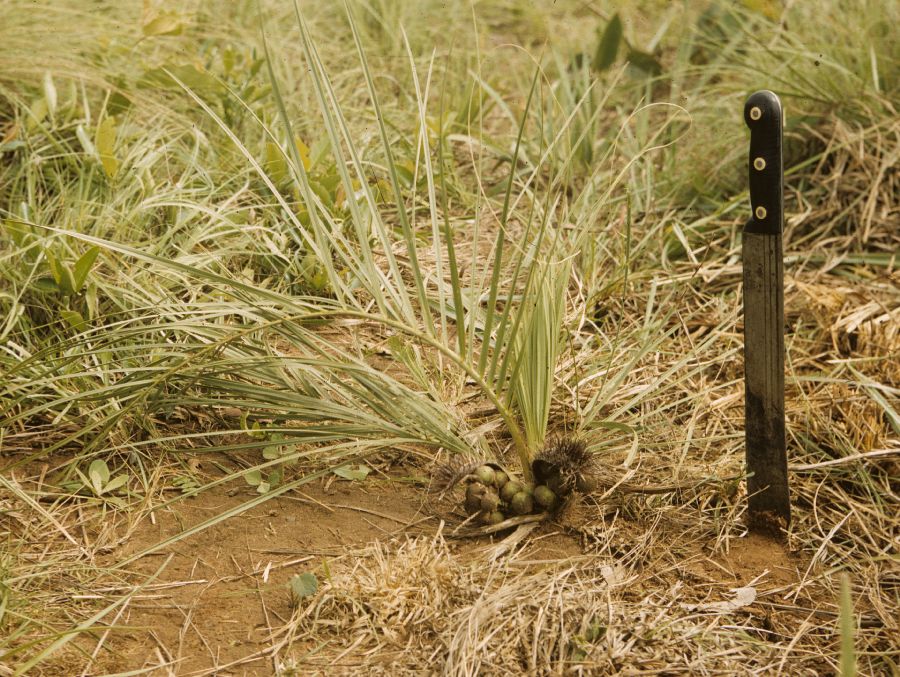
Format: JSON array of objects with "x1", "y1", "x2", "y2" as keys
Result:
[{"x1": 2, "y1": 0, "x2": 690, "y2": 533}]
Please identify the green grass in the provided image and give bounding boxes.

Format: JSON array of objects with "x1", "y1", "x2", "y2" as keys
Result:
[{"x1": 1, "y1": 0, "x2": 897, "y2": 673}]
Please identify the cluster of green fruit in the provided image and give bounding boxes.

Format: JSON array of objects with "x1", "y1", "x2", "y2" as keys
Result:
[{"x1": 463, "y1": 465, "x2": 559, "y2": 525}]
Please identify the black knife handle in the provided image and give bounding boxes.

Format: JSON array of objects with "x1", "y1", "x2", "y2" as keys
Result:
[{"x1": 743, "y1": 90, "x2": 783, "y2": 235}]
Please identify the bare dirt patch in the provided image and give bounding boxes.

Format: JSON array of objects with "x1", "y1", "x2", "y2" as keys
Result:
[
  {"x1": 720, "y1": 532, "x2": 799, "y2": 586},
  {"x1": 56, "y1": 472, "x2": 832, "y2": 676},
  {"x1": 88, "y1": 476, "x2": 434, "y2": 675}
]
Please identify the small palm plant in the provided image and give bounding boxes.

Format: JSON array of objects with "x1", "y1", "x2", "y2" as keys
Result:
[
  {"x1": 144, "y1": 0, "x2": 588, "y2": 482},
  {"x1": 2, "y1": 1, "x2": 684, "y2": 523}
]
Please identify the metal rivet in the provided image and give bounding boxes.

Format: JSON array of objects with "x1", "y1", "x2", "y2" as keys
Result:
[
  {"x1": 753, "y1": 157, "x2": 766, "y2": 170},
  {"x1": 755, "y1": 206, "x2": 767, "y2": 220},
  {"x1": 750, "y1": 106, "x2": 762, "y2": 120}
]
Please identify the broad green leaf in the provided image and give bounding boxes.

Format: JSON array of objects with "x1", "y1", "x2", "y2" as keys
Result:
[
  {"x1": 4, "y1": 220, "x2": 33, "y2": 247},
  {"x1": 266, "y1": 138, "x2": 316, "y2": 181},
  {"x1": 89, "y1": 459, "x2": 110, "y2": 484},
  {"x1": 300, "y1": 252, "x2": 329, "y2": 292},
  {"x1": 395, "y1": 162, "x2": 414, "y2": 188},
  {"x1": 104, "y1": 474, "x2": 129, "y2": 493},
  {"x1": 295, "y1": 137, "x2": 312, "y2": 171},
  {"x1": 59, "y1": 309, "x2": 87, "y2": 332},
  {"x1": 593, "y1": 14, "x2": 622, "y2": 71},
  {"x1": 96, "y1": 117, "x2": 119, "y2": 178},
  {"x1": 289, "y1": 572, "x2": 318, "y2": 598},
  {"x1": 108, "y1": 86, "x2": 132, "y2": 116},
  {"x1": 73, "y1": 246, "x2": 100, "y2": 291},
  {"x1": 142, "y1": 10, "x2": 184, "y2": 37},
  {"x1": 244, "y1": 469, "x2": 262, "y2": 486},
  {"x1": 308, "y1": 180, "x2": 332, "y2": 208},
  {"x1": 240, "y1": 83, "x2": 270, "y2": 103},
  {"x1": 139, "y1": 64, "x2": 223, "y2": 95},
  {"x1": 89, "y1": 459, "x2": 110, "y2": 495},
  {"x1": 265, "y1": 141, "x2": 289, "y2": 184},
  {"x1": 83, "y1": 283, "x2": 98, "y2": 320},
  {"x1": 741, "y1": 0, "x2": 782, "y2": 20},
  {"x1": 332, "y1": 464, "x2": 370, "y2": 481},
  {"x1": 45, "y1": 250, "x2": 60, "y2": 284},
  {"x1": 256, "y1": 481, "x2": 271, "y2": 494},
  {"x1": 263, "y1": 433, "x2": 286, "y2": 461},
  {"x1": 57, "y1": 265, "x2": 77, "y2": 296},
  {"x1": 627, "y1": 48, "x2": 662, "y2": 76},
  {"x1": 318, "y1": 171, "x2": 341, "y2": 194},
  {"x1": 222, "y1": 47, "x2": 236, "y2": 75},
  {"x1": 46, "y1": 252, "x2": 76, "y2": 296},
  {"x1": 26, "y1": 97, "x2": 48, "y2": 131},
  {"x1": 32, "y1": 276, "x2": 60, "y2": 294}
]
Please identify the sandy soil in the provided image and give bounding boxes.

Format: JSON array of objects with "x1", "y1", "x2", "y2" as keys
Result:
[{"x1": 59, "y1": 470, "x2": 804, "y2": 676}]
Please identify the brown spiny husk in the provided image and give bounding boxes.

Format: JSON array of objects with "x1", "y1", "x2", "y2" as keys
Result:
[
  {"x1": 430, "y1": 458, "x2": 482, "y2": 494},
  {"x1": 532, "y1": 436, "x2": 594, "y2": 497}
]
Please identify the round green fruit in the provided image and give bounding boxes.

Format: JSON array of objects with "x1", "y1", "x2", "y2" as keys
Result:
[
  {"x1": 487, "y1": 510, "x2": 505, "y2": 525},
  {"x1": 500, "y1": 480, "x2": 523, "y2": 503},
  {"x1": 475, "y1": 465, "x2": 496, "y2": 486},
  {"x1": 510, "y1": 491, "x2": 534, "y2": 515},
  {"x1": 533, "y1": 485, "x2": 557, "y2": 509},
  {"x1": 545, "y1": 473, "x2": 565, "y2": 496},
  {"x1": 493, "y1": 470, "x2": 508, "y2": 488}
]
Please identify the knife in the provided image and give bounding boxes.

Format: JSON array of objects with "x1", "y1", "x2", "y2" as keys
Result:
[{"x1": 742, "y1": 90, "x2": 790, "y2": 532}]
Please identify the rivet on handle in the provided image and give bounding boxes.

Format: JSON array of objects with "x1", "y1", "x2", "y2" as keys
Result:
[
  {"x1": 755, "y1": 206, "x2": 767, "y2": 219},
  {"x1": 753, "y1": 157, "x2": 766, "y2": 170},
  {"x1": 749, "y1": 106, "x2": 762, "y2": 120}
]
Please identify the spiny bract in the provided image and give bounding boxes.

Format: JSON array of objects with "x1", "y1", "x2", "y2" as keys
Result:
[{"x1": 532, "y1": 436, "x2": 595, "y2": 497}]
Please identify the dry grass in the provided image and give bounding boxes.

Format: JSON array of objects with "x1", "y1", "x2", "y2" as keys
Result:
[
  {"x1": 272, "y1": 494, "x2": 890, "y2": 676},
  {"x1": 2, "y1": 153, "x2": 898, "y2": 676},
  {"x1": 2, "y1": 0, "x2": 899, "y2": 674}
]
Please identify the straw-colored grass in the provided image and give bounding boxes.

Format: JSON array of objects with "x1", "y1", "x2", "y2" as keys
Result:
[{"x1": 1, "y1": 0, "x2": 897, "y2": 674}]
